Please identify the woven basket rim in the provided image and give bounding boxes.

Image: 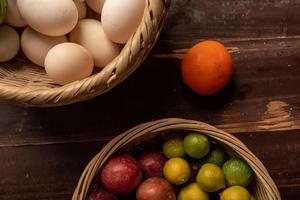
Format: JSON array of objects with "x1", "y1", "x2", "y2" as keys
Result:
[
  {"x1": 0, "y1": 0, "x2": 171, "y2": 106},
  {"x1": 72, "y1": 118, "x2": 281, "y2": 200}
]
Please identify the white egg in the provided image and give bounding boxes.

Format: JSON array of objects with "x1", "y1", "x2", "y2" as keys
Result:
[
  {"x1": 17, "y1": 0, "x2": 78, "y2": 36},
  {"x1": 86, "y1": 0, "x2": 105, "y2": 14},
  {"x1": 102, "y1": 0, "x2": 146, "y2": 44},
  {"x1": 70, "y1": 19, "x2": 119, "y2": 68},
  {"x1": 45, "y1": 43, "x2": 94, "y2": 85},
  {"x1": 5, "y1": 0, "x2": 27, "y2": 27},
  {"x1": 21, "y1": 27, "x2": 68, "y2": 67},
  {"x1": 0, "y1": 25, "x2": 20, "y2": 62},
  {"x1": 74, "y1": 1, "x2": 87, "y2": 20}
]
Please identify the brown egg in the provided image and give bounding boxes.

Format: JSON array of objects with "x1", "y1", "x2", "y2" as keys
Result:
[
  {"x1": 74, "y1": 1, "x2": 87, "y2": 20},
  {"x1": 5, "y1": 0, "x2": 27, "y2": 27},
  {"x1": 17, "y1": 0, "x2": 78, "y2": 36},
  {"x1": 45, "y1": 43, "x2": 94, "y2": 85},
  {"x1": 21, "y1": 27, "x2": 68, "y2": 66},
  {"x1": 70, "y1": 19, "x2": 120, "y2": 68},
  {"x1": 86, "y1": 0, "x2": 105, "y2": 14}
]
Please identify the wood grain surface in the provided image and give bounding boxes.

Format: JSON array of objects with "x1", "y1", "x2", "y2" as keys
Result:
[{"x1": 1, "y1": 0, "x2": 300, "y2": 199}]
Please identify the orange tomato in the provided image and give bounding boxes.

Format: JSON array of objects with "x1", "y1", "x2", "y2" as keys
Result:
[{"x1": 181, "y1": 40, "x2": 233, "y2": 95}]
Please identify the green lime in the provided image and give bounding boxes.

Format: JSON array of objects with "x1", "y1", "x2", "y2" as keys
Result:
[
  {"x1": 222, "y1": 158, "x2": 253, "y2": 187},
  {"x1": 163, "y1": 158, "x2": 191, "y2": 185},
  {"x1": 196, "y1": 163, "x2": 225, "y2": 192},
  {"x1": 220, "y1": 186, "x2": 250, "y2": 200},
  {"x1": 178, "y1": 183, "x2": 209, "y2": 200},
  {"x1": 203, "y1": 146, "x2": 225, "y2": 166},
  {"x1": 163, "y1": 137, "x2": 185, "y2": 158},
  {"x1": 183, "y1": 133, "x2": 211, "y2": 159},
  {"x1": 0, "y1": 0, "x2": 7, "y2": 24}
]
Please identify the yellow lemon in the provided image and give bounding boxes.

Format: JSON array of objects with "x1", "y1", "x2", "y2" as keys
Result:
[
  {"x1": 163, "y1": 158, "x2": 191, "y2": 185},
  {"x1": 163, "y1": 137, "x2": 185, "y2": 158},
  {"x1": 250, "y1": 194, "x2": 257, "y2": 200},
  {"x1": 196, "y1": 163, "x2": 225, "y2": 192},
  {"x1": 221, "y1": 186, "x2": 251, "y2": 200},
  {"x1": 178, "y1": 183, "x2": 209, "y2": 200}
]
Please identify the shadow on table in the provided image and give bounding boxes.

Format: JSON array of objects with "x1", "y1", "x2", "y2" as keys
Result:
[{"x1": 0, "y1": 56, "x2": 237, "y2": 140}]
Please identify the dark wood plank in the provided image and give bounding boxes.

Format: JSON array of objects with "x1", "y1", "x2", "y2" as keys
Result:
[
  {"x1": 163, "y1": 0, "x2": 300, "y2": 43},
  {"x1": 235, "y1": 130, "x2": 300, "y2": 188},
  {"x1": 0, "y1": 0, "x2": 300, "y2": 198},
  {"x1": 0, "y1": 130, "x2": 299, "y2": 200},
  {"x1": 0, "y1": 37, "x2": 299, "y2": 147},
  {"x1": 279, "y1": 186, "x2": 300, "y2": 200},
  {"x1": 0, "y1": 141, "x2": 107, "y2": 200}
]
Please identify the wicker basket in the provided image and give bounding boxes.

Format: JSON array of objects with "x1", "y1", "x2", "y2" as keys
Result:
[
  {"x1": 0, "y1": 0, "x2": 170, "y2": 107},
  {"x1": 72, "y1": 118, "x2": 281, "y2": 200}
]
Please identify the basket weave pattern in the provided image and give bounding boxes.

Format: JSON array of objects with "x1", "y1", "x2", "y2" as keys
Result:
[
  {"x1": 0, "y1": 0, "x2": 170, "y2": 106},
  {"x1": 72, "y1": 118, "x2": 281, "y2": 200}
]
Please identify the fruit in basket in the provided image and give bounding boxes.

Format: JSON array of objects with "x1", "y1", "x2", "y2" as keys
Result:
[
  {"x1": 0, "y1": 25, "x2": 20, "y2": 62},
  {"x1": 181, "y1": 40, "x2": 233, "y2": 95},
  {"x1": 82, "y1": 127, "x2": 274, "y2": 200},
  {"x1": 222, "y1": 158, "x2": 253, "y2": 187},
  {"x1": 45, "y1": 43, "x2": 94, "y2": 85},
  {"x1": 21, "y1": 27, "x2": 68, "y2": 67},
  {"x1": 5, "y1": 0, "x2": 27, "y2": 27},
  {"x1": 163, "y1": 137, "x2": 185, "y2": 158},
  {"x1": 102, "y1": 0, "x2": 146, "y2": 44},
  {"x1": 178, "y1": 183, "x2": 209, "y2": 200},
  {"x1": 87, "y1": 191, "x2": 118, "y2": 200},
  {"x1": 196, "y1": 163, "x2": 225, "y2": 192},
  {"x1": 183, "y1": 133, "x2": 211, "y2": 159},
  {"x1": 220, "y1": 186, "x2": 251, "y2": 200},
  {"x1": 17, "y1": 0, "x2": 78, "y2": 36},
  {"x1": 187, "y1": 160, "x2": 202, "y2": 183},
  {"x1": 163, "y1": 157, "x2": 191, "y2": 185},
  {"x1": 70, "y1": 19, "x2": 120, "y2": 68},
  {"x1": 136, "y1": 177, "x2": 176, "y2": 200},
  {"x1": 138, "y1": 151, "x2": 167, "y2": 178},
  {"x1": 100, "y1": 155, "x2": 143, "y2": 195},
  {"x1": 203, "y1": 145, "x2": 226, "y2": 167}
]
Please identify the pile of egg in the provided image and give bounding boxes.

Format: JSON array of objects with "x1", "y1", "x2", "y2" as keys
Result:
[{"x1": 0, "y1": 0, "x2": 146, "y2": 85}]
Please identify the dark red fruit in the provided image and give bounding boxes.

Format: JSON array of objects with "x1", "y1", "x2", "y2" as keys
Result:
[
  {"x1": 136, "y1": 177, "x2": 176, "y2": 200},
  {"x1": 87, "y1": 191, "x2": 117, "y2": 200},
  {"x1": 100, "y1": 155, "x2": 143, "y2": 195},
  {"x1": 138, "y1": 152, "x2": 167, "y2": 178},
  {"x1": 188, "y1": 160, "x2": 200, "y2": 183}
]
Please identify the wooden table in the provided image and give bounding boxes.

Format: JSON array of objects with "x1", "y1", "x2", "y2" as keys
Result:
[{"x1": 1, "y1": 0, "x2": 300, "y2": 199}]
